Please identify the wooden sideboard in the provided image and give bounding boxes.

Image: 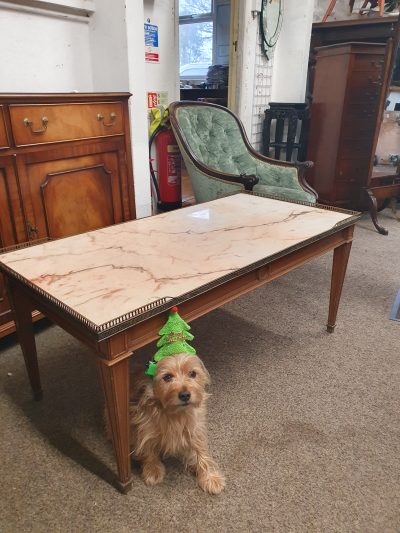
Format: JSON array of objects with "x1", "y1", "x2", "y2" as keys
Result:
[
  {"x1": 307, "y1": 17, "x2": 400, "y2": 235},
  {"x1": 0, "y1": 93, "x2": 136, "y2": 338}
]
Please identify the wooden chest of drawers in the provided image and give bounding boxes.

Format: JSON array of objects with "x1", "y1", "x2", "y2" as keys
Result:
[
  {"x1": 307, "y1": 43, "x2": 386, "y2": 207},
  {"x1": 0, "y1": 93, "x2": 136, "y2": 338}
]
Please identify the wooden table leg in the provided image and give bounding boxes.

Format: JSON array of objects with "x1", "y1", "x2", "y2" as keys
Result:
[
  {"x1": 327, "y1": 241, "x2": 353, "y2": 333},
  {"x1": 6, "y1": 278, "x2": 43, "y2": 401},
  {"x1": 97, "y1": 356, "x2": 132, "y2": 493}
]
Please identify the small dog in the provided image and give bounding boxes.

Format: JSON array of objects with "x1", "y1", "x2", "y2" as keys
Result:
[{"x1": 125, "y1": 353, "x2": 225, "y2": 494}]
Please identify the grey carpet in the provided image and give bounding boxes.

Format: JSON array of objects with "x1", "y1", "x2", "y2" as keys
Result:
[{"x1": 0, "y1": 210, "x2": 399, "y2": 533}]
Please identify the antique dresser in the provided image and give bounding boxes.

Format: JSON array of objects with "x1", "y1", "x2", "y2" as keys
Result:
[
  {"x1": 307, "y1": 17, "x2": 400, "y2": 235},
  {"x1": 0, "y1": 92, "x2": 136, "y2": 337}
]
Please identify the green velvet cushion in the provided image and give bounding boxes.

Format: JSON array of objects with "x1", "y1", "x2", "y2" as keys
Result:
[
  {"x1": 175, "y1": 106, "x2": 316, "y2": 204},
  {"x1": 180, "y1": 155, "x2": 243, "y2": 204}
]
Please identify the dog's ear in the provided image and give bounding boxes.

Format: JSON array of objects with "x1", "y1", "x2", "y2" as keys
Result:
[{"x1": 196, "y1": 356, "x2": 210, "y2": 386}]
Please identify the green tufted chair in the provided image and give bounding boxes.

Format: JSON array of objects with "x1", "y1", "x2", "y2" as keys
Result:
[{"x1": 169, "y1": 101, "x2": 317, "y2": 204}]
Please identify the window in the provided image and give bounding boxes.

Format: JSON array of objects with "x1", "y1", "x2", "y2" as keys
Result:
[
  {"x1": 179, "y1": 0, "x2": 212, "y2": 17},
  {"x1": 179, "y1": 1, "x2": 213, "y2": 85}
]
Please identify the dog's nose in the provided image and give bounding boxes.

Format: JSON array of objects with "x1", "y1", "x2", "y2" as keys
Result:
[{"x1": 178, "y1": 390, "x2": 191, "y2": 403}]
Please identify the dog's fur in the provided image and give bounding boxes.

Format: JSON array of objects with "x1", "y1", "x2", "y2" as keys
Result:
[{"x1": 107, "y1": 353, "x2": 225, "y2": 494}]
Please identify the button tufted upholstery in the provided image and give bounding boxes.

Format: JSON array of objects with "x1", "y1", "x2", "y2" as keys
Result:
[{"x1": 170, "y1": 102, "x2": 316, "y2": 204}]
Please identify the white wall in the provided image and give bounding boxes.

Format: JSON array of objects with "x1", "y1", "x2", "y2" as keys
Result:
[
  {"x1": 142, "y1": 0, "x2": 179, "y2": 213},
  {"x1": 89, "y1": 0, "x2": 154, "y2": 218},
  {"x1": 0, "y1": 5, "x2": 93, "y2": 92},
  {"x1": 143, "y1": 0, "x2": 180, "y2": 104},
  {"x1": 125, "y1": 0, "x2": 153, "y2": 218},
  {"x1": 89, "y1": 0, "x2": 179, "y2": 217},
  {"x1": 88, "y1": 0, "x2": 129, "y2": 91},
  {"x1": 271, "y1": 0, "x2": 315, "y2": 103},
  {"x1": 235, "y1": 0, "x2": 261, "y2": 140},
  {"x1": 4, "y1": 0, "x2": 95, "y2": 14}
]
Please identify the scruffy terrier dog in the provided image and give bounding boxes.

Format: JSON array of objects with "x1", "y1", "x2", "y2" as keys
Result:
[{"x1": 126, "y1": 353, "x2": 225, "y2": 494}]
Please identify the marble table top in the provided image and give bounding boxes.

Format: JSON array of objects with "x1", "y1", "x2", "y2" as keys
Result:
[{"x1": 0, "y1": 193, "x2": 358, "y2": 330}]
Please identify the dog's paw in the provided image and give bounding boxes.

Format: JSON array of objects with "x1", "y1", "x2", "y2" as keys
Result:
[
  {"x1": 198, "y1": 470, "x2": 226, "y2": 495},
  {"x1": 142, "y1": 461, "x2": 166, "y2": 486}
]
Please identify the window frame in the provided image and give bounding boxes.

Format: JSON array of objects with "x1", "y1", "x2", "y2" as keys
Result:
[{"x1": 179, "y1": 0, "x2": 213, "y2": 24}]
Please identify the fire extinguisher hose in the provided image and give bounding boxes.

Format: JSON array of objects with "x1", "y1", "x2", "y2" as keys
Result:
[
  {"x1": 149, "y1": 124, "x2": 166, "y2": 204},
  {"x1": 149, "y1": 105, "x2": 172, "y2": 205}
]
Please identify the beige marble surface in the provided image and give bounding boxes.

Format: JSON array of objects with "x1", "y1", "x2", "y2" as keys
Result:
[{"x1": 0, "y1": 194, "x2": 355, "y2": 326}]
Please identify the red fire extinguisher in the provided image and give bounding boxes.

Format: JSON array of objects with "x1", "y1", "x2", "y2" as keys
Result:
[{"x1": 149, "y1": 124, "x2": 182, "y2": 211}]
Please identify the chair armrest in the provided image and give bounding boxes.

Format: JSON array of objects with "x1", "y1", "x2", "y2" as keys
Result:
[
  {"x1": 193, "y1": 167, "x2": 259, "y2": 191},
  {"x1": 226, "y1": 173, "x2": 259, "y2": 191},
  {"x1": 296, "y1": 161, "x2": 318, "y2": 199},
  {"x1": 246, "y1": 145, "x2": 317, "y2": 199}
]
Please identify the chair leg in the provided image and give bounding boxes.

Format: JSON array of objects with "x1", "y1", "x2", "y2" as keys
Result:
[
  {"x1": 365, "y1": 188, "x2": 389, "y2": 235},
  {"x1": 322, "y1": 0, "x2": 337, "y2": 22},
  {"x1": 379, "y1": 0, "x2": 384, "y2": 15}
]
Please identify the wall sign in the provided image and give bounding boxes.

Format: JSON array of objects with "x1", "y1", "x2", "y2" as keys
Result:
[
  {"x1": 147, "y1": 91, "x2": 169, "y2": 131},
  {"x1": 144, "y1": 22, "x2": 159, "y2": 63},
  {"x1": 147, "y1": 91, "x2": 168, "y2": 111}
]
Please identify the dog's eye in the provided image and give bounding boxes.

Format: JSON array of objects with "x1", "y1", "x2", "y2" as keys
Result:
[
  {"x1": 189, "y1": 370, "x2": 197, "y2": 379},
  {"x1": 163, "y1": 373, "x2": 173, "y2": 382}
]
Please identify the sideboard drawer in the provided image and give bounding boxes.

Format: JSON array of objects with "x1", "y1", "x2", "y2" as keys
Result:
[
  {"x1": 0, "y1": 106, "x2": 9, "y2": 149},
  {"x1": 10, "y1": 102, "x2": 124, "y2": 146}
]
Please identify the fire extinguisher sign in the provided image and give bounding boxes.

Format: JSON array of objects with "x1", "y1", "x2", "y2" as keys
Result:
[
  {"x1": 147, "y1": 92, "x2": 158, "y2": 109},
  {"x1": 144, "y1": 23, "x2": 159, "y2": 63},
  {"x1": 147, "y1": 91, "x2": 168, "y2": 111}
]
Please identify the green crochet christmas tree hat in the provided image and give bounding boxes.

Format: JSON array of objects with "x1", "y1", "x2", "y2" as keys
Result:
[{"x1": 145, "y1": 306, "x2": 196, "y2": 377}]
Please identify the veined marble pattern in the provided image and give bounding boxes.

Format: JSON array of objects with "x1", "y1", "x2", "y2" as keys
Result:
[{"x1": 0, "y1": 194, "x2": 355, "y2": 326}]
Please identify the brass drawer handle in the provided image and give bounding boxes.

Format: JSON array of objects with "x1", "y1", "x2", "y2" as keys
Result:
[
  {"x1": 23, "y1": 116, "x2": 49, "y2": 134},
  {"x1": 96, "y1": 112, "x2": 116, "y2": 127}
]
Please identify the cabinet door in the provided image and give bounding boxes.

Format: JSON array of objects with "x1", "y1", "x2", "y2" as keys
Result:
[
  {"x1": 17, "y1": 139, "x2": 131, "y2": 240},
  {"x1": 0, "y1": 156, "x2": 26, "y2": 333}
]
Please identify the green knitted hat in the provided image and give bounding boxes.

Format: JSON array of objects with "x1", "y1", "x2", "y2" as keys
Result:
[{"x1": 145, "y1": 306, "x2": 196, "y2": 377}]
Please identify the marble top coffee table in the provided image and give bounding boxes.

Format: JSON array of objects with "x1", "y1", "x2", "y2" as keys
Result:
[{"x1": 0, "y1": 192, "x2": 361, "y2": 492}]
